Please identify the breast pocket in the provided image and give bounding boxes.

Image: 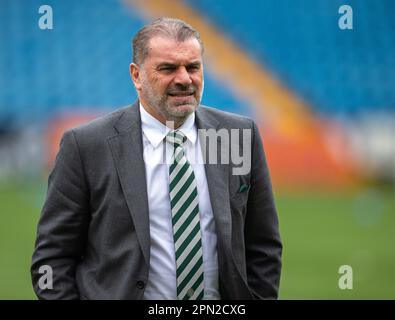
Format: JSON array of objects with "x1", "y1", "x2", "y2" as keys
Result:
[{"x1": 228, "y1": 170, "x2": 250, "y2": 221}]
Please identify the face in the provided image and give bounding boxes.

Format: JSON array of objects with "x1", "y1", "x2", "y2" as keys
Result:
[{"x1": 130, "y1": 36, "x2": 204, "y2": 127}]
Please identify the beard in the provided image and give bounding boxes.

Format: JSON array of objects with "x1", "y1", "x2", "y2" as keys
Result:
[{"x1": 140, "y1": 75, "x2": 203, "y2": 124}]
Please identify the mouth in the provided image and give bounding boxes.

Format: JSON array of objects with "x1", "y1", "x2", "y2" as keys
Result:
[{"x1": 167, "y1": 91, "x2": 195, "y2": 97}]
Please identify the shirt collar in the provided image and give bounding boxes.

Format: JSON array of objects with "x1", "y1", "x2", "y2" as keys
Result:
[{"x1": 139, "y1": 102, "x2": 197, "y2": 148}]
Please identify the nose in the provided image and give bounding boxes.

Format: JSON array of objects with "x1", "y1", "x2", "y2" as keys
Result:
[{"x1": 174, "y1": 66, "x2": 192, "y2": 86}]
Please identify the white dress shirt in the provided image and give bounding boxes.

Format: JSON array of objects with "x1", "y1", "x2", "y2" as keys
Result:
[{"x1": 140, "y1": 104, "x2": 220, "y2": 300}]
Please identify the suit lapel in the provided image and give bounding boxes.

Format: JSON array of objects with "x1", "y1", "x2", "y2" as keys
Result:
[
  {"x1": 108, "y1": 103, "x2": 150, "y2": 266},
  {"x1": 195, "y1": 108, "x2": 233, "y2": 269},
  {"x1": 196, "y1": 107, "x2": 252, "y2": 298}
]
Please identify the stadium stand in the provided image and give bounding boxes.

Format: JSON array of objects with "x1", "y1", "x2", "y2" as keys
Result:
[
  {"x1": 0, "y1": 0, "x2": 250, "y2": 131},
  {"x1": 186, "y1": 0, "x2": 395, "y2": 120}
]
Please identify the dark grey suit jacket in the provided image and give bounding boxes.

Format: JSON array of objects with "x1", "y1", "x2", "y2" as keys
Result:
[{"x1": 31, "y1": 102, "x2": 282, "y2": 300}]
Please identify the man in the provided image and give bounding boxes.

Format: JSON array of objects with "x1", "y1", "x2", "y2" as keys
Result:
[{"x1": 31, "y1": 17, "x2": 282, "y2": 300}]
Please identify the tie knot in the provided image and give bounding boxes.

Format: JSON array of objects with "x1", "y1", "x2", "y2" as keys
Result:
[{"x1": 166, "y1": 130, "x2": 187, "y2": 147}]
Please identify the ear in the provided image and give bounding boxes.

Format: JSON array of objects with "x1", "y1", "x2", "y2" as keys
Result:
[{"x1": 130, "y1": 63, "x2": 142, "y2": 90}]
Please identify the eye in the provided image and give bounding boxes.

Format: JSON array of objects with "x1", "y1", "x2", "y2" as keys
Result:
[
  {"x1": 159, "y1": 66, "x2": 176, "y2": 72},
  {"x1": 187, "y1": 65, "x2": 200, "y2": 72}
]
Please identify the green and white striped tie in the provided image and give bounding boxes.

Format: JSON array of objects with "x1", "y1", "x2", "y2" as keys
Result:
[{"x1": 166, "y1": 130, "x2": 204, "y2": 300}]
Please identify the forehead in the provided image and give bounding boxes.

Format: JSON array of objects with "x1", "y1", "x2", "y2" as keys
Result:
[{"x1": 145, "y1": 36, "x2": 202, "y2": 65}]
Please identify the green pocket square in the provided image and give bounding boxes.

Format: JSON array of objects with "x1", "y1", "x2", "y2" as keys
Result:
[{"x1": 238, "y1": 184, "x2": 250, "y2": 193}]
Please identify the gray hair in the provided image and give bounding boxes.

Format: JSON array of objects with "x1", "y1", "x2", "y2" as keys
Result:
[{"x1": 132, "y1": 17, "x2": 204, "y2": 65}]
